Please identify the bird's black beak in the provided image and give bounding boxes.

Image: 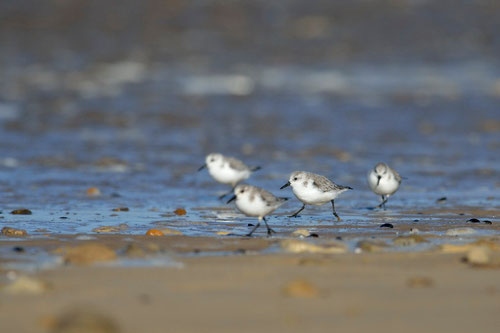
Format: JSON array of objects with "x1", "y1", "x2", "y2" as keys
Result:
[
  {"x1": 226, "y1": 195, "x2": 236, "y2": 204},
  {"x1": 376, "y1": 175, "x2": 381, "y2": 186},
  {"x1": 280, "y1": 181, "x2": 290, "y2": 190},
  {"x1": 197, "y1": 164, "x2": 206, "y2": 172}
]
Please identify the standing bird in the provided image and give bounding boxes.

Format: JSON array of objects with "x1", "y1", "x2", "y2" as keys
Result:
[
  {"x1": 198, "y1": 153, "x2": 261, "y2": 199},
  {"x1": 227, "y1": 184, "x2": 288, "y2": 236},
  {"x1": 367, "y1": 162, "x2": 402, "y2": 209},
  {"x1": 280, "y1": 171, "x2": 352, "y2": 221}
]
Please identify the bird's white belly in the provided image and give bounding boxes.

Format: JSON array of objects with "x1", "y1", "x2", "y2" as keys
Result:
[
  {"x1": 236, "y1": 198, "x2": 272, "y2": 217},
  {"x1": 209, "y1": 166, "x2": 249, "y2": 185},
  {"x1": 368, "y1": 173, "x2": 399, "y2": 195},
  {"x1": 293, "y1": 186, "x2": 333, "y2": 205}
]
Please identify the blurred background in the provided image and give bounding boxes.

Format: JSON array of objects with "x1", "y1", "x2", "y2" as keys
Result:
[{"x1": 0, "y1": 0, "x2": 498, "y2": 232}]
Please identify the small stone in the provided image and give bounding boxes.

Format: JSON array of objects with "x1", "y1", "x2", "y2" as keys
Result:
[
  {"x1": 467, "y1": 218, "x2": 480, "y2": 223},
  {"x1": 292, "y1": 229, "x2": 311, "y2": 237},
  {"x1": 63, "y1": 244, "x2": 117, "y2": 265},
  {"x1": 159, "y1": 228, "x2": 183, "y2": 235},
  {"x1": 393, "y1": 235, "x2": 427, "y2": 246},
  {"x1": 483, "y1": 220, "x2": 492, "y2": 225},
  {"x1": 123, "y1": 244, "x2": 145, "y2": 258},
  {"x1": 112, "y1": 207, "x2": 129, "y2": 212},
  {"x1": 92, "y1": 224, "x2": 128, "y2": 233},
  {"x1": 1, "y1": 227, "x2": 28, "y2": 236},
  {"x1": 145, "y1": 229, "x2": 164, "y2": 236},
  {"x1": 407, "y1": 276, "x2": 434, "y2": 288},
  {"x1": 4, "y1": 276, "x2": 50, "y2": 294},
  {"x1": 51, "y1": 307, "x2": 120, "y2": 333},
  {"x1": 380, "y1": 223, "x2": 393, "y2": 228},
  {"x1": 356, "y1": 240, "x2": 388, "y2": 253},
  {"x1": 248, "y1": 223, "x2": 254, "y2": 227},
  {"x1": 174, "y1": 208, "x2": 187, "y2": 215},
  {"x1": 10, "y1": 209, "x2": 32, "y2": 215},
  {"x1": 446, "y1": 228, "x2": 476, "y2": 236},
  {"x1": 282, "y1": 279, "x2": 320, "y2": 298},
  {"x1": 13, "y1": 246, "x2": 24, "y2": 252},
  {"x1": 86, "y1": 187, "x2": 101, "y2": 197},
  {"x1": 436, "y1": 197, "x2": 447, "y2": 203},
  {"x1": 465, "y1": 246, "x2": 491, "y2": 265},
  {"x1": 309, "y1": 233, "x2": 319, "y2": 238},
  {"x1": 216, "y1": 231, "x2": 231, "y2": 236},
  {"x1": 280, "y1": 239, "x2": 346, "y2": 254}
]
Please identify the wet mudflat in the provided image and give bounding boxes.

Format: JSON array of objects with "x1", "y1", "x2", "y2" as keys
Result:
[{"x1": 1, "y1": 0, "x2": 499, "y2": 332}]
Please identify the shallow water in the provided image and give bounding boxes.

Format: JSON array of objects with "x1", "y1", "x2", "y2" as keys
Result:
[{"x1": 0, "y1": 0, "x2": 499, "y2": 247}]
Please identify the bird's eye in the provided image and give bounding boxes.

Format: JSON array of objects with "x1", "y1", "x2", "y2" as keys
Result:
[
  {"x1": 210, "y1": 158, "x2": 215, "y2": 162},
  {"x1": 293, "y1": 177, "x2": 298, "y2": 181},
  {"x1": 240, "y1": 190, "x2": 245, "y2": 193}
]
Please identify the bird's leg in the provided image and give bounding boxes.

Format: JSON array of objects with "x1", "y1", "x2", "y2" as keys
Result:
[
  {"x1": 262, "y1": 217, "x2": 276, "y2": 236},
  {"x1": 218, "y1": 185, "x2": 237, "y2": 200},
  {"x1": 375, "y1": 195, "x2": 389, "y2": 210},
  {"x1": 331, "y1": 200, "x2": 341, "y2": 221},
  {"x1": 288, "y1": 204, "x2": 306, "y2": 218},
  {"x1": 246, "y1": 219, "x2": 261, "y2": 237}
]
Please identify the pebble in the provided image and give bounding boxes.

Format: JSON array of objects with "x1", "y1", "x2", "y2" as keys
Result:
[
  {"x1": 63, "y1": 244, "x2": 117, "y2": 265},
  {"x1": 51, "y1": 307, "x2": 120, "y2": 333},
  {"x1": 145, "y1": 229, "x2": 164, "y2": 236},
  {"x1": 445, "y1": 227, "x2": 476, "y2": 236},
  {"x1": 280, "y1": 239, "x2": 346, "y2": 254},
  {"x1": 465, "y1": 246, "x2": 491, "y2": 265},
  {"x1": 467, "y1": 218, "x2": 480, "y2": 223},
  {"x1": 282, "y1": 279, "x2": 320, "y2": 298},
  {"x1": 159, "y1": 228, "x2": 183, "y2": 235},
  {"x1": 483, "y1": 220, "x2": 492, "y2": 225},
  {"x1": 393, "y1": 235, "x2": 427, "y2": 246},
  {"x1": 380, "y1": 223, "x2": 393, "y2": 228},
  {"x1": 291, "y1": 229, "x2": 311, "y2": 237},
  {"x1": 86, "y1": 187, "x2": 101, "y2": 197},
  {"x1": 10, "y1": 209, "x2": 32, "y2": 215},
  {"x1": 407, "y1": 276, "x2": 434, "y2": 288},
  {"x1": 92, "y1": 224, "x2": 128, "y2": 233},
  {"x1": 112, "y1": 207, "x2": 129, "y2": 212},
  {"x1": 174, "y1": 208, "x2": 187, "y2": 215},
  {"x1": 356, "y1": 240, "x2": 388, "y2": 253},
  {"x1": 1, "y1": 227, "x2": 28, "y2": 236},
  {"x1": 123, "y1": 244, "x2": 146, "y2": 258},
  {"x1": 3, "y1": 276, "x2": 50, "y2": 294},
  {"x1": 436, "y1": 197, "x2": 447, "y2": 203},
  {"x1": 216, "y1": 231, "x2": 231, "y2": 236}
]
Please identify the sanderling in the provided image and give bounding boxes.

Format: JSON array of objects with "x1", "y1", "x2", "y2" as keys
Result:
[
  {"x1": 227, "y1": 184, "x2": 287, "y2": 236},
  {"x1": 367, "y1": 162, "x2": 402, "y2": 209},
  {"x1": 280, "y1": 171, "x2": 352, "y2": 221},
  {"x1": 198, "y1": 153, "x2": 261, "y2": 199}
]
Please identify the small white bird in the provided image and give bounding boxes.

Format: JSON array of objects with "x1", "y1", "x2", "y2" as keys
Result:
[
  {"x1": 280, "y1": 171, "x2": 352, "y2": 221},
  {"x1": 367, "y1": 162, "x2": 402, "y2": 209},
  {"x1": 227, "y1": 184, "x2": 288, "y2": 236},
  {"x1": 198, "y1": 153, "x2": 261, "y2": 199}
]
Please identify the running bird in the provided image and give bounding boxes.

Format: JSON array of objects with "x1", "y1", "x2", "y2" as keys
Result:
[
  {"x1": 198, "y1": 153, "x2": 261, "y2": 199},
  {"x1": 367, "y1": 162, "x2": 402, "y2": 209},
  {"x1": 280, "y1": 171, "x2": 352, "y2": 221},
  {"x1": 227, "y1": 184, "x2": 288, "y2": 236}
]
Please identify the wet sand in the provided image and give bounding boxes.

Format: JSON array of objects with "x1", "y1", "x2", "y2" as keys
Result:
[
  {"x1": 1, "y1": 237, "x2": 500, "y2": 333},
  {"x1": 1, "y1": 230, "x2": 500, "y2": 333}
]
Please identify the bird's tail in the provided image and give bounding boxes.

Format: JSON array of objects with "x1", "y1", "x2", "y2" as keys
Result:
[{"x1": 250, "y1": 166, "x2": 262, "y2": 172}]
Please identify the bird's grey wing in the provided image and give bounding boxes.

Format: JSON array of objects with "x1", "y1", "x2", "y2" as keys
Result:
[
  {"x1": 260, "y1": 189, "x2": 286, "y2": 206},
  {"x1": 227, "y1": 157, "x2": 249, "y2": 171},
  {"x1": 391, "y1": 168, "x2": 402, "y2": 183},
  {"x1": 312, "y1": 174, "x2": 336, "y2": 192}
]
